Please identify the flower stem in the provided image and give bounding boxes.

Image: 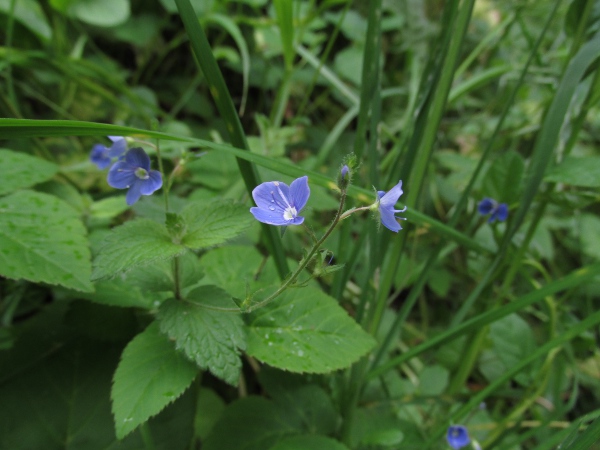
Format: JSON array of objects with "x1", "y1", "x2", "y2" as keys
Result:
[
  {"x1": 246, "y1": 189, "x2": 349, "y2": 312},
  {"x1": 154, "y1": 139, "x2": 169, "y2": 213}
]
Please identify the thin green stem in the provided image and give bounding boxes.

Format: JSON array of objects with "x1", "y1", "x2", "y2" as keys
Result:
[
  {"x1": 246, "y1": 189, "x2": 349, "y2": 312},
  {"x1": 154, "y1": 139, "x2": 169, "y2": 213}
]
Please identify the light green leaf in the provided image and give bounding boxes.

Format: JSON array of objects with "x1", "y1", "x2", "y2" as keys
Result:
[
  {"x1": 545, "y1": 156, "x2": 600, "y2": 187},
  {"x1": 580, "y1": 214, "x2": 600, "y2": 260},
  {"x1": 203, "y1": 397, "x2": 299, "y2": 450},
  {"x1": 0, "y1": 190, "x2": 92, "y2": 292},
  {"x1": 246, "y1": 287, "x2": 376, "y2": 373},
  {"x1": 0, "y1": 0, "x2": 52, "y2": 41},
  {"x1": 180, "y1": 199, "x2": 254, "y2": 250},
  {"x1": 91, "y1": 218, "x2": 185, "y2": 281},
  {"x1": 0, "y1": 149, "x2": 58, "y2": 196},
  {"x1": 157, "y1": 286, "x2": 246, "y2": 386},
  {"x1": 199, "y1": 245, "x2": 280, "y2": 299},
  {"x1": 69, "y1": 0, "x2": 130, "y2": 27},
  {"x1": 111, "y1": 322, "x2": 198, "y2": 439},
  {"x1": 269, "y1": 435, "x2": 350, "y2": 450}
]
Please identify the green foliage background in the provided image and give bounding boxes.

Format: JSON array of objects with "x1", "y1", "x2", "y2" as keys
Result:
[{"x1": 1, "y1": 0, "x2": 600, "y2": 449}]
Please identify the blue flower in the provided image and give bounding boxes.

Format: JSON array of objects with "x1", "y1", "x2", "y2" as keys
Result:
[
  {"x1": 341, "y1": 165, "x2": 349, "y2": 180},
  {"x1": 107, "y1": 147, "x2": 163, "y2": 205},
  {"x1": 90, "y1": 136, "x2": 127, "y2": 169},
  {"x1": 377, "y1": 180, "x2": 407, "y2": 232},
  {"x1": 250, "y1": 176, "x2": 310, "y2": 226},
  {"x1": 478, "y1": 198, "x2": 508, "y2": 223},
  {"x1": 446, "y1": 425, "x2": 470, "y2": 449}
]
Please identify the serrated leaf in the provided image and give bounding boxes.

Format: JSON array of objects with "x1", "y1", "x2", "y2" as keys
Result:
[
  {"x1": 111, "y1": 322, "x2": 198, "y2": 439},
  {"x1": 545, "y1": 156, "x2": 600, "y2": 187},
  {"x1": 246, "y1": 287, "x2": 376, "y2": 373},
  {"x1": 81, "y1": 278, "x2": 165, "y2": 309},
  {"x1": 180, "y1": 199, "x2": 254, "y2": 249},
  {"x1": 0, "y1": 190, "x2": 92, "y2": 292},
  {"x1": 92, "y1": 218, "x2": 185, "y2": 281},
  {"x1": 203, "y1": 397, "x2": 299, "y2": 450},
  {"x1": 0, "y1": 149, "x2": 58, "y2": 196},
  {"x1": 157, "y1": 286, "x2": 246, "y2": 386}
]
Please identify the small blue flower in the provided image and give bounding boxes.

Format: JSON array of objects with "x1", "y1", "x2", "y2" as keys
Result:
[
  {"x1": 341, "y1": 165, "x2": 349, "y2": 180},
  {"x1": 377, "y1": 180, "x2": 407, "y2": 233},
  {"x1": 446, "y1": 425, "x2": 470, "y2": 449},
  {"x1": 90, "y1": 136, "x2": 127, "y2": 169},
  {"x1": 107, "y1": 147, "x2": 163, "y2": 205},
  {"x1": 478, "y1": 198, "x2": 508, "y2": 223},
  {"x1": 250, "y1": 176, "x2": 310, "y2": 226}
]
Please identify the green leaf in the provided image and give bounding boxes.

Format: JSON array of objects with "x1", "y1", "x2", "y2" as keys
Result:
[
  {"x1": 180, "y1": 199, "x2": 253, "y2": 250},
  {"x1": 580, "y1": 214, "x2": 600, "y2": 260},
  {"x1": 246, "y1": 287, "x2": 376, "y2": 373},
  {"x1": 0, "y1": 0, "x2": 52, "y2": 41},
  {"x1": 0, "y1": 149, "x2": 58, "y2": 196},
  {"x1": 479, "y1": 314, "x2": 536, "y2": 386},
  {"x1": 195, "y1": 388, "x2": 225, "y2": 440},
  {"x1": 68, "y1": 0, "x2": 130, "y2": 27},
  {"x1": 0, "y1": 190, "x2": 92, "y2": 292},
  {"x1": 157, "y1": 286, "x2": 246, "y2": 386},
  {"x1": 111, "y1": 322, "x2": 198, "y2": 439},
  {"x1": 269, "y1": 435, "x2": 350, "y2": 450},
  {"x1": 203, "y1": 397, "x2": 299, "y2": 450},
  {"x1": 80, "y1": 278, "x2": 165, "y2": 309},
  {"x1": 482, "y1": 150, "x2": 524, "y2": 204},
  {"x1": 91, "y1": 218, "x2": 184, "y2": 281},
  {"x1": 199, "y1": 245, "x2": 280, "y2": 299},
  {"x1": 545, "y1": 156, "x2": 600, "y2": 188}
]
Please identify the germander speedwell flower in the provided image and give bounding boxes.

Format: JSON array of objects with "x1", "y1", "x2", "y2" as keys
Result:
[
  {"x1": 446, "y1": 425, "x2": 471, "y2": 449},
  {"x1": 90, "y1": 136, "x2": 127, "y2": 169},
  {"x1": 376, "y1": 180, "x2": 407, "y2": 233},
  {"x1": 250, "y1": 176, "x2": 310, "y2": 226},
  {"x1": 107, "y1": 147, "x2": 163, "y2": 205},
  {"x1": 478, "y1": 197, "x2": 508, "y2": 223}
]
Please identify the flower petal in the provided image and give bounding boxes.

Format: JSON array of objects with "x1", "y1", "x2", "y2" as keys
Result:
[
  {"x1": 126, "y1": 182, "x2": 143, "y2": 206},
  {"x1": 494, "y1": 203, "x2": 508, "y2": 222},
  {"x1": 379, "y1": 180, "x2": 403, "y2": 207},
  {"x1": 477, "y1": 198, "x2": 495, "y2": 215},
  {"x1": 379, "y1": 208, "x2": 401, "y2": 233},
  {"x1": 289, "y1": 176, "x2": 310, "y2": 211},
  {"x1": 108, "y1": 137, "x2": 127, "y2": 158},
  {"x1": 107, "y1": 162, "x2": 136, "y2": 189},
  {"x1": 125, "y1": 147, "x2": 151, "y2": 170},
  {"x1": 250, "y1": 207, "x2": 290, "y2": 225},
  {"x1": 90, "y1": 145, "x2": 111, "y2": 169},
  {"x1": 446, "y1": 425, "x2": 470, "y2": 449},
  {"x1": 139, "y1": 170, "x2": 163, "y2": 195},
  {"x1": 251, "y1": 181, "x2": 289, "y2": 213}
]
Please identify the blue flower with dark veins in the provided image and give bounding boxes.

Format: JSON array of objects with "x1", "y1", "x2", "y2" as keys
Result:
[
  {"x1": 107, "y1": 147, "x2": 163, "y2": 205},
  {"x1": 377, "y1": 180, "x2": 407, "y2": 233},
  {"x1": 90, "y1": 136, "x2": 127, "y2": 169},
  {"x1": 250, "y1": 176, "x2": 310, "y2": 226},
  {"x1": 478, "y1": 197, "x2": 508, "y2": 223},
  {"x1": 446, "y1": 425, "x2": 470, "y2": 449}
]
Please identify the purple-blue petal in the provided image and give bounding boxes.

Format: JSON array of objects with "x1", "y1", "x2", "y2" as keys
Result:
[
  {"x1": 379, "y1": 180, "x2": 403, "y2": 207},
  {"x1": 289, "y1": 176, "x2": 310, "y2": 211},
  {"x1": 90, "y1": 144, "x2": 111, "y2": 169},
  {"x1": 377, "y1": 190, "x2": 386, "y2": 199},
  {"x1": 446, "y1": 425, "x2": 470, "y2": 449},
  {"x1": 139, "y1": 170, "x2": 163, "y2": 195},
  {"x1": 107, "y1": 162, "x2": 136, "y2": 189},
  {"x1": 478, "y1": 198, "x2": 495, "y2": 215},
  {"x1": 125, "y1": 147, "x2": 151, "y2": 170},
  {"x1": 252, "y1": 181, "x2": 289, "y2": 213},
  {"x1": 341, "y1": 165, "x2": 349, "y2": 179},
  {"x1": 108, "y1": 137, "x2": 127, "y2": 158},
  {"x1": 126, "y1": 182, "x2": 143, "y2": 205},
  {"x1": 250, "y1": 207, "x2": 290, "y2": 225},
  {"x1": 494, "y1": 203, "x2": 508, "y2": 222},
  {"x1": 108, "y1": 136, "x2": 123, "y2": 142},
  {"x1": 380, "y1": 208, "x2": 402, "y2": 232}
]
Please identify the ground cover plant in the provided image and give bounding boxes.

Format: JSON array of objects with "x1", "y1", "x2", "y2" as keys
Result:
[{"x1": 1, "y1": 0, "x2": 600, "y2": 448}]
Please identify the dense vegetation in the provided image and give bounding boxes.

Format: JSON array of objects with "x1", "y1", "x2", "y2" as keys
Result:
[{"x1": 1, "y1": 0, "x2": 600, "y2": 448}]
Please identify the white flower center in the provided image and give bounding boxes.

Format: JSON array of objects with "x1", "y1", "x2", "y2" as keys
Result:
[
  {"x1": 283, "y1": 206, "x2": 297, "y2": 221},
  {"x1": 135, "y1": 167, "x2": 149, "y2": 180}
]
